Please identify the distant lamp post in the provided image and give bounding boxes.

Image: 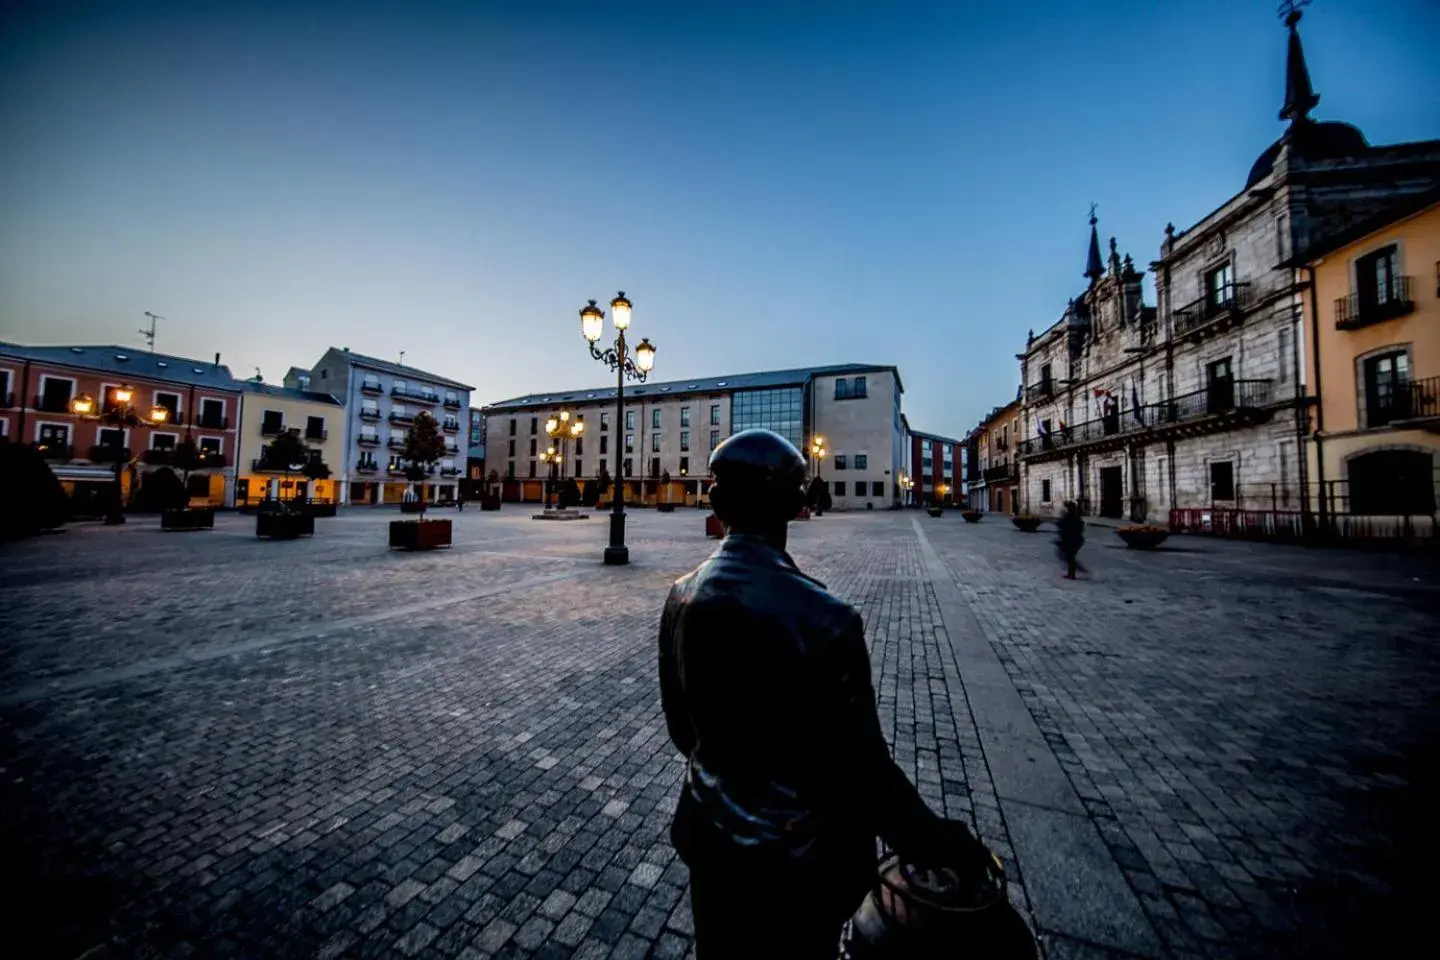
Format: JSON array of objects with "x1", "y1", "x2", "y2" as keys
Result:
[
  {"x1": 899, "y1": 473, "x2": 913, "y2": 506},
  {"x1": 542, "y1": 410, "x2": 584, "y2": 509},
  {"x1": 580, "y1": 292, "x2": 656, "y2": 565},
  {"x1": 810, "y1": 435, "x2": 827, "y2": 478},
  {"x1": 71, "y1": 385, "x2": 169, "y2": 525}
]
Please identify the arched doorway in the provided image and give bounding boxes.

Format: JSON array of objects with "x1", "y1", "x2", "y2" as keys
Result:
[{"x1": 1347, "y1": 449, "x2": 1435, "y2": 516}]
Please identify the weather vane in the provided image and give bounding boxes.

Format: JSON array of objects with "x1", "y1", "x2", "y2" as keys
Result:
[
  {"x1": 1088, "y1": 202, "x2": 1098, "y2": 225},
  {"x1": 1278, "y1": 0, "x2": 1311, "y2": 26}
]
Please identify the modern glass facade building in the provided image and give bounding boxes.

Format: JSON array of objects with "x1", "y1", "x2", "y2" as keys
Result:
[{"x1": 730, "y1": 386, "x2": 804, "y2": 449}]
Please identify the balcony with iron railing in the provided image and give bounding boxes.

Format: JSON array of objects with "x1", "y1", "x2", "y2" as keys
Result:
[
  {"x1": 260, "y1": 420, "x2": 287, "y2": 436},
  {"x1": 1024, "y1": 380, "x2": 1054, "y2": 403},
  {"x1": 443, "y1": 395, "x2": 462, "y2": 409},
  {"x1": 359, "y1": 408, "x2": 381, "y2": 421},
  {"x1": 440, "y1": 466, "x2": 460, "y2": 476},
  {"x1": 392, "y1": 386, "x2": 441, "y2": 404},
  {"x1": 983, "y1": 463, "x2": 1016, "y2": 483},
  {"x1": 387, "y1": 438, "x2": 407, "y2": 450},
  {"x1": 1173, "y1": 282, "x2": 1254, "y2": 339},
  {"x1": 356, "y1": 460, "x2": 379, "y2": 473},
  {"x1": 304, "y1": 428, "x2": 327, "y2": 441},
  {"x1": 33, "y1": 394, "x2": 75, "y2": 413},
  {"x1": 88, "y1": 444, "x2": 132, "y2": 462},
  {"x1": 387, "y1": 462, "x2": 408, "y2": 475},
  {"x1": 442, "y1": 419, "x2": 461, "y2": 432},
  {"x1": 389, "y1": 412, "x2": 415, "y2": 425},
  {"x1": 1019, "y1": 379, "x2": 1275, "y2": 457},
  {"x1": 196, "y1": 414, "x2": 229, "y2": 430},
  {"x1": 1335, "y1": 276, "x2": 1415, "y2": 331},
  {"x1": 1367, "y1": 375, "x2": 1440, "y2": 429},
  {"x1": 358, "y1": 433, "x2": 381, "y2": 446},
  {"x1": 360, "y1": 379, "x2": 384, "y2": 394}
]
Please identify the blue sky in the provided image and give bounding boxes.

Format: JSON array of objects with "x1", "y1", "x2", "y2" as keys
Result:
[{"x1": 2, "y1": 0, "x2": 1436, "y2": 439}]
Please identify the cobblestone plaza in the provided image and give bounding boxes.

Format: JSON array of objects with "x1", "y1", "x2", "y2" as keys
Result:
[{"x1": 3, "y1": 510, "x2": 1435, "y2": 959}]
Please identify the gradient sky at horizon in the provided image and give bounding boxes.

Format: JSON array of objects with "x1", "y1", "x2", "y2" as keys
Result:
[{"x1": 3, "y1": 0, "x2": 1437, "y2": 439}]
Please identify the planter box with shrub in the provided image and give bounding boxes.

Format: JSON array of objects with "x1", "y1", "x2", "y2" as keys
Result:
[
  {"x1": 390, "y1": 518, "x2": 452, "y2": 550},
  {"x1": 961, "y1": 510, "x2": 982, "y2": 523},
  {"x1": 1116, "y1": 524, "x2": 1170, "y2": 550},
  {"x1": 161, "y1": 508, "x2": 214, "y2": 531},
  {"x1": 1011, "y1": 515, "x2": 1043, "y2": 533},
  {"x1": 257, "y1": 509, "x2": 314, "y2": 540},
  {"x1": 927, "y1": 506, "x2": 944, "y2": 518}
]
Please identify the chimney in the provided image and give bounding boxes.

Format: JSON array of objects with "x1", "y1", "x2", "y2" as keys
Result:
[{"x1": 214, "y1": 352, "x2": 221, "y2": 365}]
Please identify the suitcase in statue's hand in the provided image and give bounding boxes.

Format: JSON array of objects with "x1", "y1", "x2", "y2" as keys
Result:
[{"x1": 840, "y1": 854, "x2": 1038, "y2": 959}]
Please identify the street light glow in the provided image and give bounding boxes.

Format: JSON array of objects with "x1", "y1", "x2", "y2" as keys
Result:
[
  {"x1": 114, "y1": 385, "x2": 133, "y2": 404},
  {"x1": 71, "y1": 394, "x2": 95, "y2": 416},
  {"x1": 580, "y1": 300, "x2": 604, "y2": 343},
  {"x1": 634, "y1": 338, "x2": 656, "y2": 373},
  {"x1": 610, "y1": 292, "x2": 632, "y2": 331}
]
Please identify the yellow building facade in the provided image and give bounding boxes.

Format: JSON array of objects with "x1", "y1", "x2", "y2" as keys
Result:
[
  {"x1": 235, "y1": 382, "x2": 346, "y2": 507},
  {"x1": 1303, "y1": 195, "x2": 1440, "y2": 525}
]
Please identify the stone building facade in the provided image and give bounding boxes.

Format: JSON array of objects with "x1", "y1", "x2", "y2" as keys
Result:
[{"x1": 1018, "y1": 9, "x2": 1440, "y2": 525}]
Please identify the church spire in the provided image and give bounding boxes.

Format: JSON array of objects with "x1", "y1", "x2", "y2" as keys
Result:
[
  {"x1": 1084, "y1": 206, "x2": 1104, "y2": 283},
  {"x1": 1279, "y1": 1, "x2": 1319, "y2": 124}
]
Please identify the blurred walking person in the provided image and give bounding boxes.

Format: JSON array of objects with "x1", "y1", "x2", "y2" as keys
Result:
[{"x1": 1056, "y1": 501, "x2": 1086, "y2": 579}]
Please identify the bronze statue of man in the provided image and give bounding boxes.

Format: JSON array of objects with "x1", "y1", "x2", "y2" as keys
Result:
[{"x1": 658, "y1": 429, "x2": 991, "y2": 958}]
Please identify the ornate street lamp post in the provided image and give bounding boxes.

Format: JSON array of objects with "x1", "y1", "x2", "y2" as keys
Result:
[
  {"x1": 71, "y1": 384, "x2": 169, "y2": 525},
  {"x1": 810, "y1": 435, "x2": 827, "y2": 478},
  {"x1": 542, "y1": 411, "x2": 584, "y2": 509},
  {"x1": 580, "y1": 292, "x2": 656, "y2": 565}
]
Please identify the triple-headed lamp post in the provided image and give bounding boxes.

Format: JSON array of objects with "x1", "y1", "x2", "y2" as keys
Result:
[
  {"x1": 542, "y1": 410, "x2": 584, "y2": 509},
  {"x1": 70, "y1": 384, "x2": 169, "y2": 525},
  {"x1": 810, "y1": 435, "x2": 827, "y2": 478},
  {"x1": 580, "y1": 292, "x2": 656, "y2": 565}
]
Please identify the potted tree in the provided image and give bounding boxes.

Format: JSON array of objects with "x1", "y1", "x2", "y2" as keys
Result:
[
  {"x1": 657, "y1": 469, "x2": 676, "y2": 512},
  {"x1": 161, "y1": 437, "x2": 216, "y2": 530},
  {"x1": 303, "y1": 457, "x2": 336, "y2": 517},
  {"x1": 1011, "y1": 513, "x2": 1043, "y2": 533},
  {"x1": 961, "y1": 508, "x2": 983, "y2": 523},
  {"x1": 390, "y1": 411, "x2": 451, "y2": 550},
  {"x1": 256, "y1": 429, "x2": 314, "y2": 539},
  {"x1": 481, "y1": 469, "x2": 502, "y2": 510}
]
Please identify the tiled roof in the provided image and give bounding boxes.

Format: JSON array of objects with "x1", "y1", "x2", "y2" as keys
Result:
[
  {"x1": 332, "y1": 349, "x2": 474, "y2": 391},
  {"x1": 239, "y1": 380, "x2": 344, "y2": 406},
  {"x1": 483, "y1": 362, "x2": 899, "y2": 410},
  {"x1": 0, "y1": 343, "x2": 240, "y2": 392}
]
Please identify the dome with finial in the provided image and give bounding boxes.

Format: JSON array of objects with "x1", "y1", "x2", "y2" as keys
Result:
[{"x1": 1246, "y1": 3, "x2": 1368, "y2": 188}]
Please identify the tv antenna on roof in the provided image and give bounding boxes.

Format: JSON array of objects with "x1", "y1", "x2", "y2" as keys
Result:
[
  {"x1": 141, "y1": 311, "x2": 163, "y2": 352},
  {"x1": 399, "y1": 350, "x2": 406, "y2": 365}
]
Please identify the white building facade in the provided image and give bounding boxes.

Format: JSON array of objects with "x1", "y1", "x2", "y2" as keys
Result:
[{"x1": 482, "y1": 363, "x2": 906, "y2": 509}]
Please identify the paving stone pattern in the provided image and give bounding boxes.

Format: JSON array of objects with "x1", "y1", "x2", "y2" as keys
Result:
[
  {"x1": 2, "y1": 509, "x2": 1434, "y2": 959},
  {"x1": 922, "y1": 515, "x2": 1439, "y2": 959}
]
